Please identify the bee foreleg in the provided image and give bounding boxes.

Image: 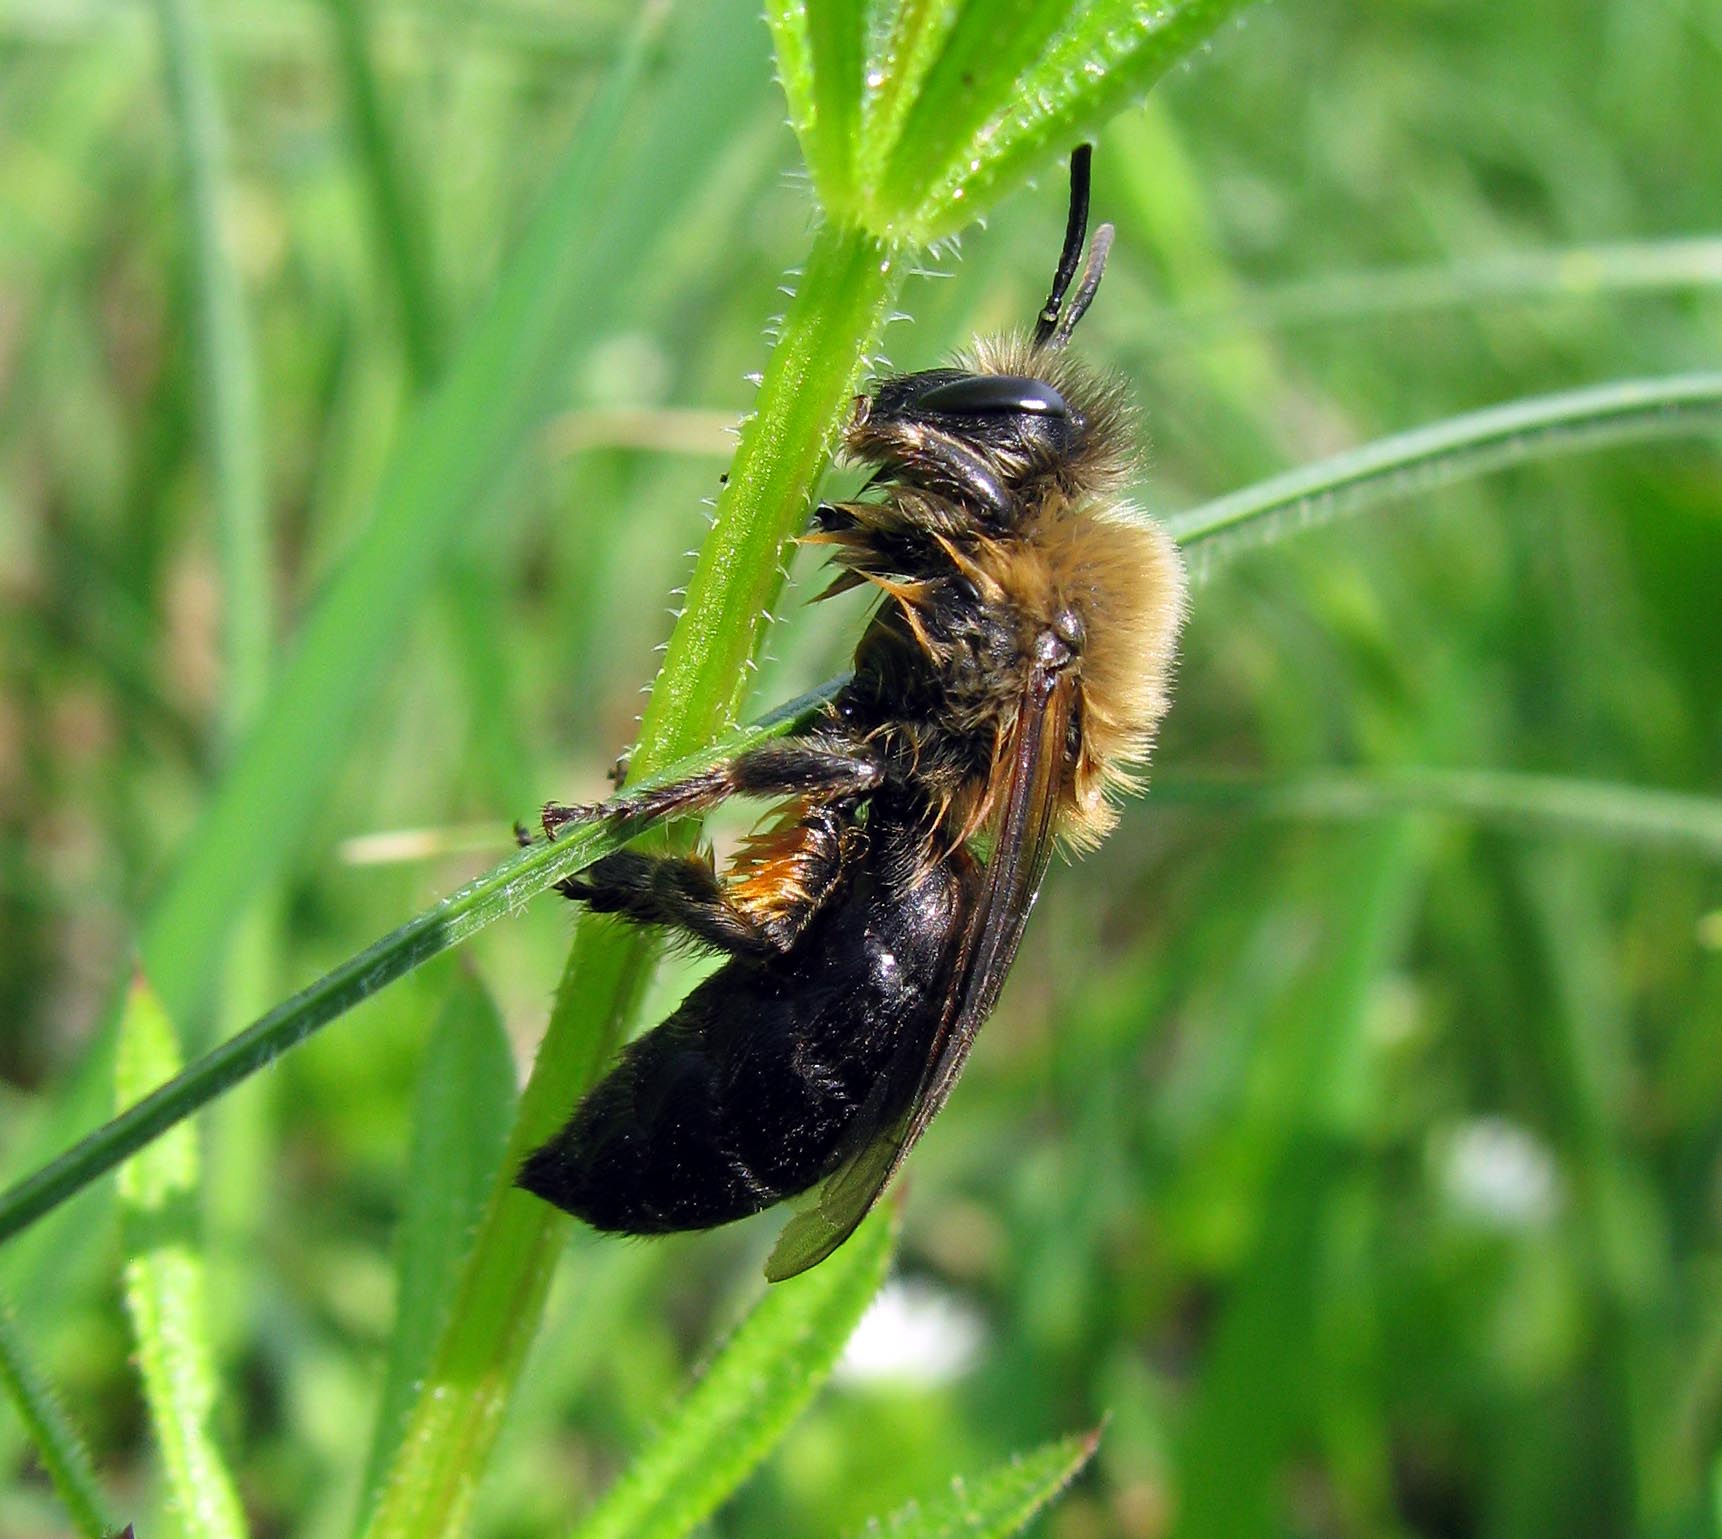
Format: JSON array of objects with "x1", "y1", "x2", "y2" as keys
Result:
[{"x1": 541, "y1": 737, "x2": 882, "y2": 839}]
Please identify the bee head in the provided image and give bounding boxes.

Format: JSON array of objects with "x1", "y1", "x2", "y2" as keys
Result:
[
  {"x1": 846, "y1": 148, "x2": 1120, "y2": 514},
  {"x1": 864, "y1": 366, "x2": 1085, "y2": 465}
]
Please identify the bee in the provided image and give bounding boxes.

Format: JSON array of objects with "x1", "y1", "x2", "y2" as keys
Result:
[{"x1": 518, "y1": 147, "x2": 1187, "y2": 1280}]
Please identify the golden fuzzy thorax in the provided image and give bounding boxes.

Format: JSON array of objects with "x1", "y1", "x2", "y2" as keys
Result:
[{"x1": 830, "y1": 333, "x2": 1188, "y2": 855}]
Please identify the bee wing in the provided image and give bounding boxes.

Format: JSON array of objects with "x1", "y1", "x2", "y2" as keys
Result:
[{"x1": 765, "y1": 666, "x2": 1075, "y2": 1282}]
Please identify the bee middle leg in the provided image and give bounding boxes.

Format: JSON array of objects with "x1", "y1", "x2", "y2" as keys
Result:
[
  {"x1": 541, "y1": 736, "x2": 882, "y2": 839},
  {"x1": 560, "y1": 805, "x2": 852, "y2": 956}
]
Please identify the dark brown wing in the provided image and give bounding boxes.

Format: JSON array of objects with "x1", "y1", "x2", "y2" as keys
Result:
[{"x1": 765, "y1": 665, "x2": 1075, "y2": 1281}]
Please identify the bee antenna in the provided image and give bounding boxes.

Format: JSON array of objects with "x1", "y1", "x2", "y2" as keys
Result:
[
  {"x1": 1032, "y1": 144, "x2": 1093, "y2": 348},
  {"x1": 1053, "y1": 222, "x2": 1113, "y2": 343}
]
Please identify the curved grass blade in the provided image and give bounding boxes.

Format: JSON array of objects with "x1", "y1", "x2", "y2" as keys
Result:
[
  {"x1": 567, "y1": 1207, "x2": 896, "y2": 1539},
  {"x1": 116, "y1": 974, "x2": 248, "y2": 1539},
  {"x1": 355, "y1": 971, "x2": 516, "y2": 1530},
  {"x1": 1153, "y1": 768, "x2": 1722, "y2": 861},
  {"x1": 0, "y1": 1297, "x2": 116, "y2": 1539},
  {"x1": 324, "y1": 0, "x2": 440, "y2": 384},
  {"x1": 862, "y1": 1429, "x2": 1101, "y2": 1539},
  {"x1": 1166, "y1": 371, "x2": 1722, "y2": 580},
  {"x1": 0, "y1": 681, "x2": 839, "y2": 1252}
]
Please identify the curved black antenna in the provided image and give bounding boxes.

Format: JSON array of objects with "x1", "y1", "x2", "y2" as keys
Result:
[
  {"x1": 1032, "y1": 144, "x2": 1093, "y2": 348},
  {"x1": 1054, "y1": 221, "x2": 1114, "y2": 343}
]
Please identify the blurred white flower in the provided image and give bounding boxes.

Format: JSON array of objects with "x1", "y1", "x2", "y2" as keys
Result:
[
  {"x1": 1440, "y1": 1117, "x2": 1561, "y2": 1228},
  {"x1": 835, "y1": 1277, "x2": 986, "y2": 1387}
]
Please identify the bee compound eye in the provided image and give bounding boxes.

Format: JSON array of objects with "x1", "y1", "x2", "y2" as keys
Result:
[{"x1": 916, "y1": 374, "x2": 1069, "y2": 418}]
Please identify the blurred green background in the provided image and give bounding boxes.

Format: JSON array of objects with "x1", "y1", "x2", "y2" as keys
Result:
[{"x1": 3, "y1": 0, "x2": 1721, "y2": 1535}]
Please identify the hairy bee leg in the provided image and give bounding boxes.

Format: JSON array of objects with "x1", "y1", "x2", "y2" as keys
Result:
[
  {"x1": 559, "y1": 805, "x2": 855, "y2": 955},
  {"x1": 560, "y1": 851, "x2": 772, "y2": 955},
  {"x1": 541, "y1": 738, "x2": 883, "y2": 839}
]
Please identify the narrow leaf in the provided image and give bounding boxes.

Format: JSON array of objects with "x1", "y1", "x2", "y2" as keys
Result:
[
  {"x1": 115, "y1": 974, "x2": 248, "y2": 1539},
  {"x1": 356, "y1": 971, "x2": 516, "y2": 1529},
  {"x1": 767, "y1": 0, "x2": 867, "y2": 211},
  {"x1": 568, "y1": 1207, "x2": 896, "y2": 1539},
  {"x1": 863, "y1": 1430, "x2": 1100, "y2": 1539},
  {"x1": 0, "y1": 1296, "x2": 116, "y2": 1539}
]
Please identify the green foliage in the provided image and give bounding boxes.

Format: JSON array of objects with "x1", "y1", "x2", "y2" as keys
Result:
[{"x1": 2, "y1": 0, "x2": 1720, "y2": 1535}]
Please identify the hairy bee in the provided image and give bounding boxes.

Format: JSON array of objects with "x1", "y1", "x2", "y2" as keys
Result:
[{"x1": 518, "y1": 147, "x2": 1186, "y2": 1280}]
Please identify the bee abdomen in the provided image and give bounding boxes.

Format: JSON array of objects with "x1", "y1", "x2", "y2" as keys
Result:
[
  {"x1": 516, "y1": 975, "x2": 899, "y2": 1234},
  {"x1": 519, "y1": 822, "x2": 975, "y2": 1237}
]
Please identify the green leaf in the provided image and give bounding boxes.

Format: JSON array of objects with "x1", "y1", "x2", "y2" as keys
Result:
[
  {"x1": 568, "y1": 1207, "x2": 896, "y2": 1539},
  {"x1": 355, "y1": 971, "x2": 516, "y2": 1530},
  {"x1": 0, "y1": 679, "x2": 838, "y2": 1252},
  {"x1": 0, "y1": 1296, "x2": 116, "y2": 1539},
  {"x1": 115, "y1": 974, "x2": 248, "y2": 1539},
  {"x1": 861, "y1": 1431, "x2": 1101, "y2": 1539}
]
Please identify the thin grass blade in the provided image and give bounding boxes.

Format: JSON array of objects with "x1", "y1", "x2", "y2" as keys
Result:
[
  {"x1": 767, "y1": 0, "x2": 867, "y2": 212},
  {"x1": 0, "y1": 1297, "x2": 116, "y2": 1539},
  {"x1": 567, "y1": 1207, "x2": 896, "y2": 1539},
  {"x1": 115, "y1": 974, "x2": 248, "y2": 1539},
  {"x1": 903, "y1": 0, "x2": 1262, "y2": 240}
]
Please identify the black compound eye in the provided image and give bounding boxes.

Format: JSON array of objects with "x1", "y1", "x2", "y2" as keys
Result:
[{"x1": 916, "y1": 374, "x2": 1069, "y2": 418}]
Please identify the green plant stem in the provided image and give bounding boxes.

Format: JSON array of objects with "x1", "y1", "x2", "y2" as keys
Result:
[
  {"x1": 153, "y1": 0, "x2": 270, "y2": 746},
  {"x1": 634, "y1": 222, "x2": 900, "y2": 762},
  {"x1": 358, "y1": 221, "x2": 900, "y2": 1539}
]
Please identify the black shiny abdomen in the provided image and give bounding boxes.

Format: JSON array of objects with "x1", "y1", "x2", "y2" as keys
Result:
[{"x1": 518, "y1": 829, "x2": 977, "y2": 1234}]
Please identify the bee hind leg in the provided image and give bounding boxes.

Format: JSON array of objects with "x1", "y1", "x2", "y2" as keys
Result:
[{"x1": 560, "y1": 803, "x2": 855, "y2": 956}]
